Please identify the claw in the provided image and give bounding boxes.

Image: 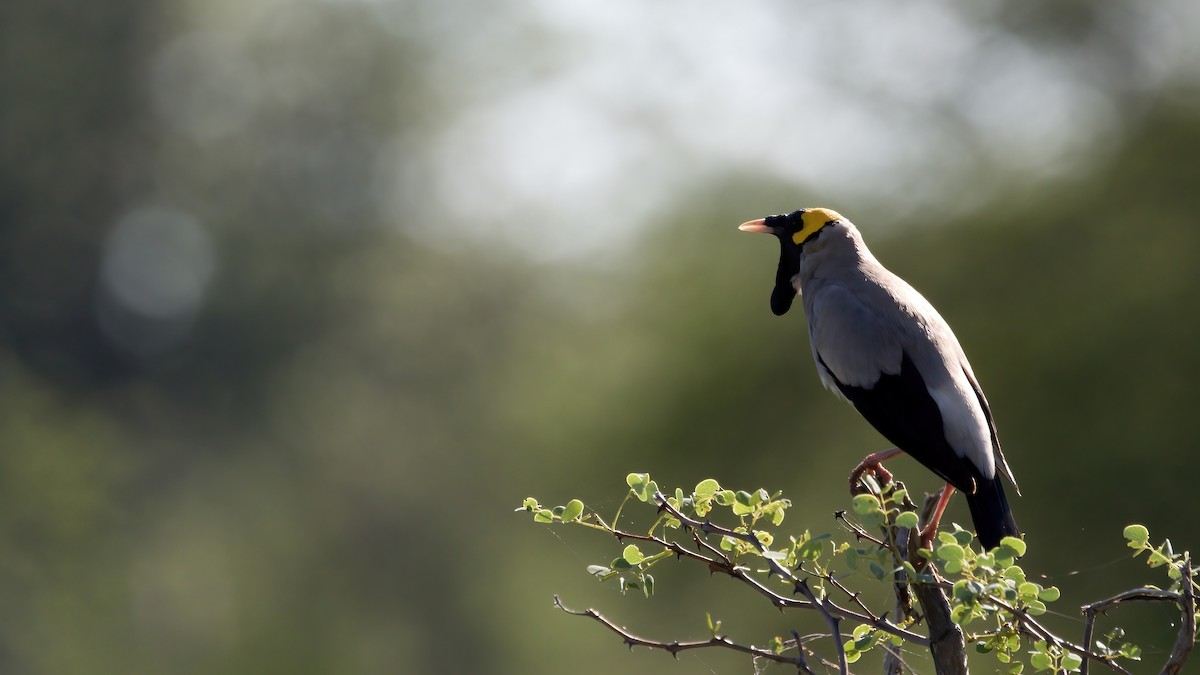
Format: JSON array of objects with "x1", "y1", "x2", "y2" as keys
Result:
[{"x1": 848, "y1": 447, "x2": 903, "y2": 493}]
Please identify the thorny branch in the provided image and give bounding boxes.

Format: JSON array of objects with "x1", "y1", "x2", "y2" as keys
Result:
[
  {"x1": 793, "y1": 578, "x2": 848, "y2": 675},
  {"x1": 541, "y1": 480, "x2": 1197, "y2": 675},
  {"x1": 552, "y1": 595, "x2": 818, "y2": 674},
  {"x1": 1080, "y1": 553, "x2": 1197, "y2": 675},
  {"x1": 651, "y1": 490, "x2": 929, "y2": 648}
]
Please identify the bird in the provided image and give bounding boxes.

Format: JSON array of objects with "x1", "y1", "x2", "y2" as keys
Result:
[{"x1": 738, "y1": 208, "x2": 1019, "y2": 550}]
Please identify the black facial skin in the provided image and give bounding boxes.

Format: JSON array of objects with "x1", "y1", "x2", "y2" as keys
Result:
[{"x1": 766, "y1": 212, "x2": 804, "y2": 316}]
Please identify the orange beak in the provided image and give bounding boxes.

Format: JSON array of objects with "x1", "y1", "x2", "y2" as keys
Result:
[{"x1": 737, "y1": 218, "x2": 772, "y2": 234}]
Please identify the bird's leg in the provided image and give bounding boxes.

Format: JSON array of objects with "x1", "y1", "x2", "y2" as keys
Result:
[
  {"x1": 848, "y1": 447, "x2": 904, "y2": 493},
  {"x1": 916, "y1": 483, "x2": 956, "y2": 550}
]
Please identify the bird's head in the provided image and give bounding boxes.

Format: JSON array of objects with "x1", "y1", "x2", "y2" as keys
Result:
[{"x1": 738, "y1": 207, "x2": 846, "y2": 316}]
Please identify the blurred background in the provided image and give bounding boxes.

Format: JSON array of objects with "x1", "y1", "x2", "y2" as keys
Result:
[{"x1": 2, "y1": 0, "x2": 1198, "y2": 672}]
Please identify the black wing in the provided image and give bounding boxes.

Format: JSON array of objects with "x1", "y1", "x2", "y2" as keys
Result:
[{"x1": 817, "y1": 351, "x2": 982, "y2": 493}]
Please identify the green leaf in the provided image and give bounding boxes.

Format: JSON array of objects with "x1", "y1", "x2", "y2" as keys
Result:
[
  {"x1": 626, "y1": 473, "x2": 656, "y2": 502},
  {"x1": 1147, "y1": 549, "x2": 1171, "y2": 568},
  {"x1": 1000, "y1": 536, "x2": 1027, "y2": 557},
  {"x1": 1123, "y1": 524, "x2": 1150, "y2": 547},
  {"x1": 731, "y1": 501, "x2": 754, "y2": 516},
  {"x1": 518, "y1": 497, "x2": 539, "y2": 511},
  {"x1": 1038, "y1": 586, "x2": 1061, "y2": 602},
  {"x1": 694, "y1": 478, "x2": 720, "y2": 499},
  {"x1": 868, "y1": 561, "x2": 886, "y2": 580},
  {"x1": 860, "y1": 510, "x2": 885, "y2": 527},
  {"x1": 534, "y1": 509, "x2": 554, "y2": 523},
  {"x1": 641, "y1": 574, "x2": 654, "y2": 597},
  {"x1": 895, "y1": 511, "x2": 920, "y2": 529},
  {"x1": 1029, "y1": 651, "x2": 1052, "y2": 671},
  {"x1": 950, "y1": 604, "x2": 971, "y2": 625},
  {"x1": 936, "y1": 543, "x2": 966, "y2": 562},
  {"x1": 843, "y1": 644, "x2": 862, "y2": 664},
  {"x1": 1119, "y1": 643, "x2": 1142, "y2": 660},
  {"x1": 714, "y1": 490, "x2": 735, "y2": 506},
  {"x1": 769, "y1": 635, "x2": 784, "y2": 655},
  {"x1": 951, "y1": 528, "x2": 974, "y2": 546},
  {"x1": 851, "y1": 494, "x2": 881, "y2": 516},
  {"x1": 1061, "y1": 652, "x2": 1082, "y2": 671},
  {"x1": 622, "y1": 544, "x2": 645, "y2": 565},
  {"x1": 560, "y1": 499, "x2": 584, "y2": 522},
  {"x1": 798, "y1": 537, "x2": 825, "y2": 562},
  {"x1": 1018, "y1": 582, "x2": 1041, "y2": 601},
  {"x1": 770, "y1": 504, "x2": 787, "y2": 526},
  {"x1": 586, "y1": 565, "x2": 610, "y2": 576},
  {"x1": 1003, "y1": 566, "x2": 1028, "y2": 585}
]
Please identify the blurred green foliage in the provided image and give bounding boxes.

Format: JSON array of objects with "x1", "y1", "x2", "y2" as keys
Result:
[{"x1": 0, "y1": 0, "x2": 1198, "y2": 674}]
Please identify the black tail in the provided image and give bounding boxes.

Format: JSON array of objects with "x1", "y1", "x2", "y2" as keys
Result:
[{"x1": 965, "y1": 476, "x2": 1019, "y2": 550}]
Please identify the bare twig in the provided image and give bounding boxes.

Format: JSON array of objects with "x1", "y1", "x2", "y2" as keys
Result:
[{"x1": 553, "y1": 595, "x2": 816, "y2": 674}]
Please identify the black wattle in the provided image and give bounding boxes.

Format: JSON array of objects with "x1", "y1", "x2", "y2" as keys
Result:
[{"x1": 770, "y1": 247, "x2": 799, "y2": 316}]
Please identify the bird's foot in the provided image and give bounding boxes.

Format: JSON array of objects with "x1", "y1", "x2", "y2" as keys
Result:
[{"x1": 848, "y1": 448, "x2": 902, "y2": 494}]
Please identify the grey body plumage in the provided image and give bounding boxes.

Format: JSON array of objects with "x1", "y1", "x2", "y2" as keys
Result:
[{"x1": 740, "y1": 208, "x2": 1019, "y2": 549}]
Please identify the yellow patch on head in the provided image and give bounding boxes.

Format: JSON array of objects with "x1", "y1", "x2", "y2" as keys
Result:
[{"x1": 791, "y1": 208, "x2": 845, "y2": 245}]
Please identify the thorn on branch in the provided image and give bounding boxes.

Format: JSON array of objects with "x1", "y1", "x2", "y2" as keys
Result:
[
  {"x1": 793, "y1": 577, "x2": 848, "y2": 675},
  {"x1": 1079, "y1": 568, "x2": 1198, "y2": 675},
  {"x1": 552, "y1": 595, "x2": 817, "y2": 674}
]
